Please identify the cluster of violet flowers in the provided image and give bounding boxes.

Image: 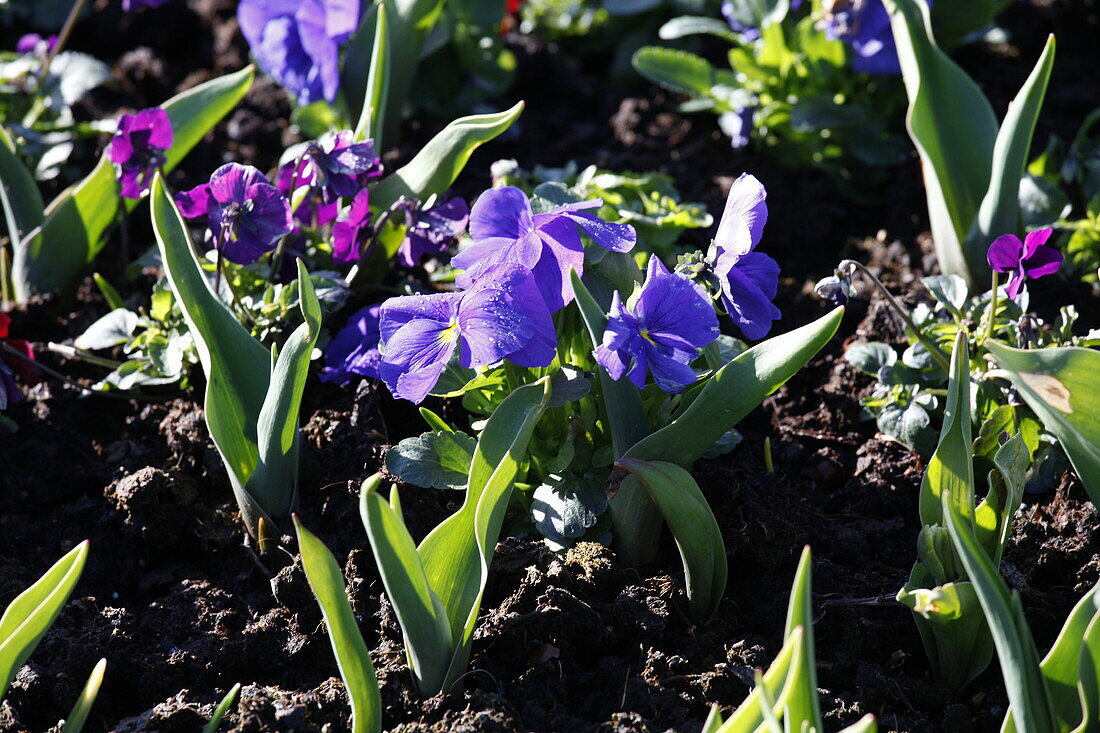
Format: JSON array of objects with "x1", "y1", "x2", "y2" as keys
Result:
[{"x1": 324, "y1": 173, "x2": 783, "y2": 404}]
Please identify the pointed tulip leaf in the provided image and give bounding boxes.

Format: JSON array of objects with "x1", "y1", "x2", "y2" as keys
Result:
[
  {"x1": 203, "y1": 683, "x2": 242, "y2": 733},
  {"x1": 294, "y1": 518, "x2": 382, "y2": 733},
  {"x1": 61, "y1": 657, "x2": 106, "y2": 733}
]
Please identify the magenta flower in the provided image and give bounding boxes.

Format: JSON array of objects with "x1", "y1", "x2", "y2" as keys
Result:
[
  {"x1": 175, "y1": 163, "x2": 293, "y2": 265},
  {"x1": 16, "y1": 34, "x2": 58, "y2": 56},
  {"x1": 107, "y1": 107, "x2": 173, "y2": 199},
  {"x1": 986, "y1": 228, "x2": 1062, "y2": 300},
  {"x1": 711, "y1": 173, "x2": 780, "y2": 340},
  {"x1": 238, "y1": 0, "x2": 360, "y2": 104},
  {"x1": 276, "y1": 160, "x2": 338, "y2": 230},
  {"x1": 332, "y1": 190, "x2": 371, "y2": 265},
  {"x1": 378, "y1": 263, "x2": 556, "y2": 403},
  {"x1": 594, "y1": 256, "x2": 719, "y2": 394},
  {"x1": 453, "y1": 186, "x2": 637, "y2": 312},
  {"x1": 398, "y1": 197, "x2": 469, "y2": 268},
  {"x1": 294, "y1": 131, "x2": 382, "y2": 205},
  {"x1": 321, "y1": 303, "x2": 383, "y2": 383}
]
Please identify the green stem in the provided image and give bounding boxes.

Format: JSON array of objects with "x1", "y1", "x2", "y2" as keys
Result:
[
  {"x1": 842, "y1": 260, "x2": 951, "y2": 373},
  {"x1": 985, "y1": 271, "x2": 1000, "y2": 344},
  {"x1": 0, "y1": 245, "x2": 11, "y2": 307},
  {"x1": 0, "y1": 341, "x2": 151, "y2": 401}
]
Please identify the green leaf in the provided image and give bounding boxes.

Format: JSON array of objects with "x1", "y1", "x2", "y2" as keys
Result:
[
  {"x1": 782, "y1": 546, "x2": 823, "y2": 731},
  {"x1": 62, "y1": 657, "x2": 106, "y2": 733},
  {"x1": 615, "y1": 458, "x2": 727, "y2": 623},
  {"x1": 632, "y1": 46, "x2": 717, "y2": 96},
  {"x1": 151, "y1": 175, "x2": 270, "y2": 532},
  {"x1": 294, "y1": 518, "x2": 381, "y2": 733},
  {"x1": 353, "y1": 2, "x2": 391, "y2": 148},
  {"x1": 918, "y1": 332, "x2": 974, "y2": 528},
  {"x1": 14, "y1": 66, "x2": 255, "y2": 300},
  {"x1": 897, "y1": 579, "x2": 994, "y2": 689},
  {"x1": 883, "y1": 0, "x2": 997, "y2": 283},
  {"x1": 0, "y1": 126, "x2": 44, "y2": 252},
  {"x1": 973, "y1": 432, "x2": 1028, "y2": 565},
  {"x1": 416, "y1": 378, "x2": 551, "y2": 692},
  {"x1": 1004, "y1": 583, "x2": 1100, "y2": 732},
  {"x1": 985, "y1": 342, "x2": 1100, "y2": 506},
  {"x1": 360, "y1": 476, "x2": 454, "y2": 695},
  {"x1": 613, "y1": 307, "x2": 843, "y2": 566},
  {"x1": 92, "y1": 273, "x2": 126, "y2": 311},
  {"x1": 966, "y1": 36, "x2": 1056, "y2": 278},
  {"x1": 203, "y1": 683, "x2": 241, "y2": 733},
  {"x1": 845, "y1": 341, "x2": 897, "y2": 376},
  {"x1": 657, "y1": 16, "x2": 739, "y2": 42},
  {"x1": 0, "y1": 541, "x2": 89, "y2": 700},
  {"x1": 372, "y1": 103, "x2": 523, "y2": 212},
  {"x1": 941, "y1": 490, "x2": 1056, "y2": 732},
  {"x1": 385, "y1": 430, "x2": 478, "y2": 490}
]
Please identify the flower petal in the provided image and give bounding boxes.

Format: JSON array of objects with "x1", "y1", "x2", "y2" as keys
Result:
[
  {"x1": 468, "y1": 186, "x2": 534, "y2": 243},
  {"x1": 558, "y1": 211, "x2": 637, "y2": 253},
  {"x1": 986, "y1": 234, "x2": 1024, "y2": 272},
  {"x1": 714, "y1": 173, "x2": 767, "y2": 258}
]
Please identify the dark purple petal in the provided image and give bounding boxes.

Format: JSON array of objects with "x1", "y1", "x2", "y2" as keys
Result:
[
  {"x1": 1004, "y1": 270, "x2": 1026, "y2": 301},
  {"x1": 714, "y1": 173, "x2": 767, "y2": 258},
  {"x1": 332, "y1": 190, "x2": 372, "y2": 264},
  {"x1": 1022, "y1": 243, "x2": 1063, "y2": 279},
  {"x1": 558, "y1": 211, "x2": 637, "y2": 253},
  {"x1": 458, "y1": 263, "x2": 556, "y2": 368},
  {"x1": 635, "y1": 259, "x2": 718, "y2": 352},
  {"x1": 107, "y1": 131, "x2": 135, "y2": 166},
  {"x1": 986, "y1": 234, "x2": 1024, "y2": 273},
  {"x1": 720, "y1": 265, "x2": 781, "y2": 341},
  {"x1": 646, "y1": 349, "x2": 701, "y2": 395},
  {"x1": 175, "y1": 184, "x2": 212, "y2": 218},
  {"x1": 378, "y1": 293, "x2": 463, "y2": 403},
  {"x1": 320, "y1": 303, "x2": 382, "y2": 383}
]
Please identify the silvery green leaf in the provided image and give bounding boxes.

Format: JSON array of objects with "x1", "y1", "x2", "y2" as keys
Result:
[
  {"x1": 903, "y1": 342, "x2": 942, "y2": 372},
  {"x1": 878, "y1": 401, "x2": 933, "y2": 452},
  {"x1": 386, "y1": 430, "x2": 478, "y2": 491},
  {"x1": 531, "y1": 181, "x2": 581, "y2": 212},
  {"x1": 75, "y1": 308, "x2": 139, "y2": 350},
  {"x1": 1019, "y1": 173, "x2": 1071, "y2": 228},
  {"x1": 531, "y1": 473, "x2": 609, "y2": 544},
  {"x1": 48, "y1": 52, "x2": 112, "y2": 106},
  {"x1": 922, "y1": 274, "x2": 969, "y2": 315},
  {"x1": 878, "y1": 362, "x2": 925, "y2": 386},
  {"x1": 705, "y1": 334, "x2": 748, "y2": 370},
  {"x1": 548, "y1": 366, "x2": 592, "y2": 407},
  {"x1": 700, "y1": 429, "x2": 743, "y2": 459},
  {"x1": 845, "y1": 341, "x2": 897, "y2": 376}
]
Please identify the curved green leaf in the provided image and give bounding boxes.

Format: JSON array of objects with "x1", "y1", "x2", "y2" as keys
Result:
[
  {"x1": 632, "y1": 46, "x2": 717, "y2": 96},
  {"x1": 658, "y1": 16, "x2": 739, "y2": 42},
  {"x1": 294, "y1": 518, "x2": 382, "y2": 733},
  {"x1": 0, "y1": 126, "x2": 44, "y2": 251},
  {"x1": 986, "y1": 342, "x2": 1100, "y2": 505},
  {"x1": 372, "y1": 102, "x2": 524, "y2": 211},
  {"x1": 0, "y1": 541, "x2": 89, "y2": 700},
  {"x1": 919, "y1": 331, "x2": 974, "y2": 528},
  {"x1": 62, "y1": 657, "x2": 106, "y2": 733},
  {"x1": 203, "y1": 683, "x2": 241, "y2": 733},
  {"x1": 353, "y1": 3, "x2": 391, "y2": 148},
  {"x1": 615, "y1": 458, "x2": 727, "y2": 623}
]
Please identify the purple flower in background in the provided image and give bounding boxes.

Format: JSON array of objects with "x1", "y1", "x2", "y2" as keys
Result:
[
  {"x1": 107, "y1": 107, "x2": 173, "y2": 199},
  {"x1": 378, "y1": 263, "x2": 556, "y2": 403},
  {"x1": 820, "y1": 0, "x2": 924, "y2": 75},
  {"x1": 238, "y1": 0, "x2": 360, "y2": 104},
  {"x1": 594, "y1": 256, "x2": 719, "y2": 394},
  {"x1": 710, "y1": 173, "x2": 781, "y2": 340},
  {"x1": 453, "y1": 186, "x2": 637, "y2": 312},
  {"x1": 175, "y1": 163, "x2": 293, "y2": 265},
  {"x1": 721, "y1": 0, "x2": 802, "y2": 40},
  {"x1": 276, "y1": 160, "x2": 338, "y2": 229},
  {"x1": 721, "y1": 107, "x2": 755, "y2": 149},
  {"x1": 398, "y1": 197, "x2": 469, "y2": 268},
  {"x1": 332, "y1": 190, "x2": 372, "y2": 265},
  {"x1": 294, "y1": 131, "x2": 382, "y2": 205},
  {"x1": 16, "y1": 34, "x2": 58, "y2": 56},
  {"x1": 986, "y1": 228, "x2": 1062, "y2": 300},
  {"x1": 122, "y1": 0, "x2": 172, "y2": 10},
  {"x1": 321, "y1": 303, "x2": 383, "y2": 383}
]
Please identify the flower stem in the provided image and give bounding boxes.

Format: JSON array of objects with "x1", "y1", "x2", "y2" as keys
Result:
[
  {"x1": 841, "y1": 259, "x2": 951, "y2": 372},
  {"x1": 0, "y1": 245, "x2": 12, "y2": 307},
  {"x1": 1, "y1": 340, "x2": 151, "y2": 401},
  {"x1": 985, "y1": 271, "x2": 1000, "y2": 344},
  {"x1": 24, "y1": 0, "x2": 90, "y2": 128}
]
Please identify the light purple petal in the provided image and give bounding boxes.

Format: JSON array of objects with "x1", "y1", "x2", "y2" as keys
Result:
[
  {"x1": 558, "y1": 211, "x2": 637, "y2": 253},
  {"x1": 714, "y1": 173, "x2": 767, "y2": 258},
  {"x1": 468, "y1": 186, "x2": 534, "y2": 243}
]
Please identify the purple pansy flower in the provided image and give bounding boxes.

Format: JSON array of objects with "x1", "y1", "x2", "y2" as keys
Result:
[
  {"x1": 710, "y1": 173, "x2": 780, "y2": 340},
  {"x1": 238, "y1": 0, "x2": 360, "y2": 104},
  {"x1": 175, "y1": 163, "x2": 293, "y2": 265},
  {"x1": 321, "y1": 303, "x2": 383, "y2": 383},
  {"x1": 721, "y1": 0, "x2": 802, "y2": 40},
  {"x1": 820, "y1": 0, "x2": 922, "y2": 75},
  {"x1": 332, "y1": 190, "x2": 372, "y2": 265},
  {"x1": 986, "y1": 228, "x2": 1062, "y2": 301},
  {"x1": 594, "y1": 256, "x2": 719, "y2": 394},
  {"x1": 291, "y1": 131, "x2": 382, "y2": 205},
  {"x1": 452, "y1": 186, "x2": 637, "y2": 312},
  {"x1": 107, "y1": 107, "x2": 173, "y2": 199},
  {"x1": 398, "y1": 197, "x2": 470, "y2": 268},
  {"x1": 378, "y1": 263, "x2": 556, "y2": 403},
  {"x1": 122, "y1": 0, "x2": 172, "y2": 10},
  {"x1": 16, "y1": 34, "x2": 58, "y2": 56},
  {"x1": 276, "y1": 159, "x2": 339, "y2": 230}
]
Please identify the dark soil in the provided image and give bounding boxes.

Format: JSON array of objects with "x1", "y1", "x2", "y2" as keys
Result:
[{"x1": 2, "y1": 0, "x2": 1100, "y2": 731}]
